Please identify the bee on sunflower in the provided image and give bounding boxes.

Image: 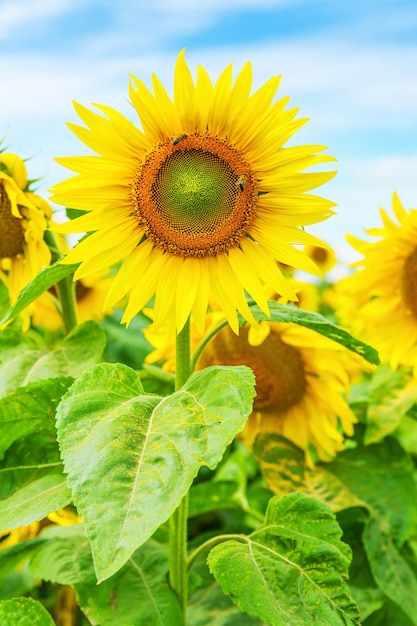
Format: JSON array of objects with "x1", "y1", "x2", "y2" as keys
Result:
[{"x1": 50, "y1": 50, "x2": 336, "y2": 336}]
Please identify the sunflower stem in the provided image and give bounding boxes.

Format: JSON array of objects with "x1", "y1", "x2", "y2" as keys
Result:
[
  {"x1": 44, "y1": 230, "x2": 78, "y2": 334},
  {"x1": 169, "y1": 317, "x2": 191, "y2": 617},
  {"x1": 56, "y1": 275, "x2": 78, "y2": 334},
  {"x1": 190, "y1": 318, "x2": 230, "y2": 371}
]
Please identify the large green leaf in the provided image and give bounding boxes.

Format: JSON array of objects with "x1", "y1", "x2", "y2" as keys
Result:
[
  {"x1": 29, "y1": 531, "x2": 183, "y2": 626},
  {"x1": 254, "y1": 434, "x2": 366, "y2": 513},
  {"x1": 363, "y1": 518, "x2": 417, "y2": 624},
  {"x1": 0, "y1": 322, "x2": 105, "y2": 397},
  {"x1": 0, "y1": 597, "x2": 55, "y2": 626},
  {"x1": 0, "y1": 378, "x2": 72, "y2": 458},
  {"x1": 23, "y1": 321, "x2": 105, "y2": 382},
  {"x1": 0, "y1": 261, "x2": 79, "y2": 326},
  {"x1": 208, "y1": 492, "x2": 360, "y2": 626},
  {"x1": 188, "y1": 559, "x2": 265, "y2": 625},
  {"x1": 0, "y1": 468, "x2": 72, "y2": 529},
  {"x1": 56, "y1": 362, "x2": 255, "y2": 581},
  {"x1": 328, "y1": 437, "x2": 416, "y2": 544},
  {"x1": 249, "y1": 301, "x2": 379, "y2": 365},
  {"x1": 0, "y1": 330, "x2": 45, "y2": 398},
  {"x1": 0, "y1": 429, "x2": 71, "y2": 529}
]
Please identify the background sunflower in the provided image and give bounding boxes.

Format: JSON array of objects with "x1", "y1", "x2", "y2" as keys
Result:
[
  {"x1": 197, "y1": 321, "x2": 366, "y2": 466},
  {"x1": 0, "y1": 149, "x2": 52, "y2": 329},
  {"x1": 336, "y1": 193, "x2": 417, "y2": 370}
]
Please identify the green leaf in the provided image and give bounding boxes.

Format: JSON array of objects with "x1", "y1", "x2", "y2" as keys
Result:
[
  {"x1": 188, "y1": 559, "x2": 264, "y2": 625},
  {"x1": 0, "y1": 427, "x2": 71, "y2": 529},
  {"x1": 208, "y1": 492, "x2": 360, "y2": 626},
  {"x1": 363, "y1": 599, "x2": 415, "y2": 625},
  {"x1": 183, "y1": 366, "x2": 256, "y2": 470},
  {"x1": 363, "y1": 518, "x2": 417, "y2": 624},
  {"x1": 0, "y1": 467, "x2": 72, "y2": 529},
  {"x1": 395, "y1": 414, "x2": 417, "y2": 454},
  {"x1": 0, "y1": 322, "x2": 105, "y2": 397},
  {"x1": 0, "y1": 539, "x2": 45, "y2": 598},
  {"x1": 103, "y1": 309, "x2": 153, "y2": 369},
  {"x1": 0, "y1": 378, "x2": 72, "y2": 458},
  {"x1": 254, "y1": 434, "x2": 366, "y2": 513},
  {"x1": 56, "y1": 362, "x2": 255, "y2": 581},
  {"x1": 328, "y1": 437, "x2": 416, "y2": 544},
  {"x1": 364, "y1": 365, "x2": 417, "y2": 444},
  {"x1": 0, "y1": 261, "x2": 79, "y2": 326},
  {"x1": 0, "y1": 330, "x2": 45, "y2": 398},
  {"x1": 77, "y1": 541, "x2": 183, "y2": 626},
  {"x1": 29, "y1": 527, "x2": 95, "y2": 586},
  {"x1": 0, "y1": 597, "x2": 55, "y2": 626},
  {"x1": 188, "y1": 481, "x2": 239, "y2": 518},
  {"x1": 30, "y1": 532, "x2": 183, "y2": 626},
  {"x1": 22, "y1": 320, "x2": 106, "y2": 382},
  {"x1": 249, "y1": 301, "x2": 379, "y2": 365}
]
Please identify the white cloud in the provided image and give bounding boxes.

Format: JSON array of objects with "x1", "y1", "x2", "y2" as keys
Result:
[
  {"x1": 1, "y1": 0, "x2": 416, "y2": 266},
  {"x1": 0, "y1": 0, "x2": 75, "y2": 39}
]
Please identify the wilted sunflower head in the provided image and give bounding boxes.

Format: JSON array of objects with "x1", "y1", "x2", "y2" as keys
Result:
[
  {"x1": 51, "y1": 50, "x2": 336, "y2": 335},
  {"x1": 0, "y1": 149, "x2": 52, "y2": 318},
  {"x1": 197, "y1": 321, "x2": 363, "y2": 466},
  {"x1": 338, "y1": 193, "x2": 417, "y2": 370}
]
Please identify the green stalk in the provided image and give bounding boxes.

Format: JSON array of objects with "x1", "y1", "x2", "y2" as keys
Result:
[
  {"x1": 44, "y1": 230, "x2": 78, "y2": 334},
  {"x1": 169, "y1": 317, "x2": 191, "y2": 617},
  {"x1": 55, "y1": 275, "x2": 78, "y2": 334},
  {"x1": 186, "y1": 533, "x2": 247, "y2": 575},
  {"x1": 190, "y1": 318, "x2": 229, "y2": 372}
]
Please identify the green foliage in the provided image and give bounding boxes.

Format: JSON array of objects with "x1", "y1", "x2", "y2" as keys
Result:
[
  {"x1": 0, "y1": 261, "x2": 79, "y2": 327},
  {"x1": 208, "y1": 492, "x2": 360, "y2": 625},
  {"x1": 0, "y1": 540, "x2": 45, "y2": 600},
  {"x1": 249, "y1": 301, "x2": 380, "y2": 365},
  {"x1": 29, "y1": 527, "x2": 183, "y2": 626},
  {"x1": 253, "y1": 430, "x2": 417, "y2": 623},
  {"x1": 0, "y1": 322, "x2": 106, "y2": 530},
  {"x1": 352, "y1": 364, "x2": 417, "y2": 444},
  {"x1": 2, "y1": 253, "x2": 417, "y2": 626},
  {"x1": 0, "y1": 597, "x2": 55, "y2": 626},
  {"x1": 55, "y1": 362, "x2": 255, "y2": 581}
]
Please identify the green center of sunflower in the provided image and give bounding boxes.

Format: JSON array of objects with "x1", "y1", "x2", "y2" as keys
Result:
[
  {"x1": 131, "y1": 133, "x2": 257, "y2": 257},
  {"x1": 0, "y1": 183, "x2": 25, "y2": 259},
  {"x1": 402, "y1": 247, "x2": 417, "y2": 317},
  {"x1": 197, "y1": 325, "x2": 307, "y2": 413}
]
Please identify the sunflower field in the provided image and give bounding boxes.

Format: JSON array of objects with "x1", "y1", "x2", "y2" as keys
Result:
[{"x1": 1, "y1": 52, "x2": 417, "y2": 626}]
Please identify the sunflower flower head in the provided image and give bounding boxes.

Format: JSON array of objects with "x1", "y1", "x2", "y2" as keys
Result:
[
  {"x1": 0, "y1": 147, "x2": 52, "y2": 322},
  {"x1": 51, "y1": 51, "x2": 336, "y2": 336},
  {"x1": 337, "y1": 193, "x2": 417, "y2": 370},
  {"x1": 197, "y1": 321, "x2": 366, "y2": 466}
]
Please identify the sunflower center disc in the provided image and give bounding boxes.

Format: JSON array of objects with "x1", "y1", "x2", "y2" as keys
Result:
[
  {"x1": 0, "y1": 183, "x2": 25, "y2": 258},
  {"x1": 197, "y1": 325, "x2": 307, "y2": 413},
  {"x1": 132, "y1": 134, "x2": 257, "y2": 257},
  {"x1": 402, "y1": 247, "x2": 417, "y2": 317}
]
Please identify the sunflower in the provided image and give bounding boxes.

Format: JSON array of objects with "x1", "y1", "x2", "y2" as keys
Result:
[
  {"x1": 50, "y1": 51, "x2": 336, "y2": 335},
  {"x1": 0, "y1": 150, "x2": 52, "y2": 324},
  {"x1": 197, "y1": 321, "x2": 364, "y2": 465},
  {"x1": 303, "y1": 242, "x2": 337, "y2": 274},
  {"x1": 145, "y1": 315, "x2": 364, "y2": 465},
  {"x1": 337, "y1": 193, "x2": 417, "y2": 370}
]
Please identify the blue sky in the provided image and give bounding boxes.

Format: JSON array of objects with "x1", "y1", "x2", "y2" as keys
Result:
[{"x1": 1, "y1": 0, "x2": 417, "y2": 266}]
